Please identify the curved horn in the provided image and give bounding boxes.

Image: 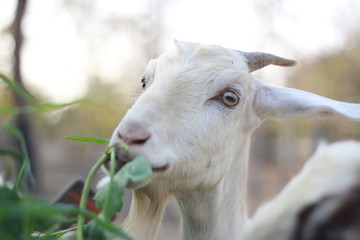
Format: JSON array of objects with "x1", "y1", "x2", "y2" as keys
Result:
[{"x1": 241, "y1": 52, "x2": 297, "y2": 72}]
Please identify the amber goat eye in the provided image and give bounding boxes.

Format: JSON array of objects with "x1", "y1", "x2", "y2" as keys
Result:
[{"x1": 221, "y1": 91, "x2": 239, "y2": 106}]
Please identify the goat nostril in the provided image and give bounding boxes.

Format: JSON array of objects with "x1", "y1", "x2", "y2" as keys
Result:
[
  {"x1": 130, "y1": 135, "x2": 150, "y2": 145},
  {"x1": 132, "y1": 138, "x2": 147, "y2": 145},
  {"x1": 117, "y1": 128, "x2": 150, "y2": 145},
  {"x1": 117, "y1": 131, "x2": 124, "y2": 141},
  {"x1": 117, "y1": 121, "x2": 150, "y2": 145}
]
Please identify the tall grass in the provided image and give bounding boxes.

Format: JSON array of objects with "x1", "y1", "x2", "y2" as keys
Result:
[{"x1": 0, "y1": 73, "x2": 152, "y2": 240}]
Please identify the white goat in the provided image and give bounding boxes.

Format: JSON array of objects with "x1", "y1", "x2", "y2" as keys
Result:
[
  {"x1": 109, "y1": 41, "x2": 360, "y2": 240},
  {"x1": 239, "y1": 141, "x2": 360, "y2": 240}
]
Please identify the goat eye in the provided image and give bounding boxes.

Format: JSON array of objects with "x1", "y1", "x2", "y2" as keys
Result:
[
  {"x1": 141, "y1": 77, "x2": 146, "y2": 89},
  {"x1": 221, "y1": 91, "x2": 239, "y2": 106}
]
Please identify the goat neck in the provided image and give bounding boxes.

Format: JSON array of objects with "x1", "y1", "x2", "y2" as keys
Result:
[{"x1": 176, "y1": 136, "x2": 251, "y2": 240}]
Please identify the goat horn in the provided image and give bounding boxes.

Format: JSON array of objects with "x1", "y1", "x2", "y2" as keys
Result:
[{"x1": 241, "y1": 52, "x2": 297, "y2": 72}]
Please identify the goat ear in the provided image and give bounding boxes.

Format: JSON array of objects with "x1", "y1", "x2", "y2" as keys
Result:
[
  {"x1": 254, "y1": 82, "x2": 360, "y2": 120},
  {"x1": 174, "y1": 40, "x2": 199, "y2": 55}
]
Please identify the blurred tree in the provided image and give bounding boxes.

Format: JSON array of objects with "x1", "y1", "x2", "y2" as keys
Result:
[{"x1": 9, "y1": 0, "x2": 38, "y2": 191}]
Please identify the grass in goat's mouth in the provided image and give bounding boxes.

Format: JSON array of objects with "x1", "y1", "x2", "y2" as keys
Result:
[
  {"x1": 105, "y1": 156, "x2": 170, "y2": 173},
  {"x1": 104, "y1": 144, "x2": 132, "y2": 172},
  {"x1": 104, "y1": 159, "x2": 126, "y2": 172},
  {"x1": 104, "y1": 143, "x2": 170, "y2": 173}
]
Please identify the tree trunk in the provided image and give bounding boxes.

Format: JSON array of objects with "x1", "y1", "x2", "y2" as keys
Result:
[{"x1": 11, "y1": 0, "x2": 38, "y2": 191}]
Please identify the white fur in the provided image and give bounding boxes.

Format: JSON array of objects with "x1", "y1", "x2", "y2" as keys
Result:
[
  {"x1": 109, "y1": 41, "x2": 360, "y2": 240},
  {"x1": 239, "y1": 141, "x2": 360, "y2": 240}
]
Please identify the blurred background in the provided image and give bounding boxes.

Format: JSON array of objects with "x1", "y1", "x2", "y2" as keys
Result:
[{"x1": 0, "y1": 0, "x2": 360, "y2": 238}]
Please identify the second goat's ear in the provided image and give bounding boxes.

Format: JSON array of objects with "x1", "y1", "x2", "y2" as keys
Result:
[{"x1": 254, "y1": 81, "x2": 360, "y2": 120}]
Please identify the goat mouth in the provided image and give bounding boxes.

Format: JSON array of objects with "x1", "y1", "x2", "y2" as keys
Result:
[
  {"x1": 104, "y1": 148, "x2": 169, "y2": 173},
  {"x1": 151, "y1": 163, "x2": 170, "y2": 172},
  {"x1": 103, "y1": 158, "x2": 126, "y2": 172},
  {"x1": 105, "y1": 160, "x2": 170, "y2": 173}
]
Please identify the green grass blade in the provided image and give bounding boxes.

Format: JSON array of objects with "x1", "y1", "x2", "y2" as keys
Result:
[
  {"x1": 64, "y1": 136, "x2": 110, "y2": 144},
  {"x1": 0, "y1": 107, "x2": 18, "y2": 115},
  {"x1": 14, "y1": 160, "x2": 27, "y2": 192},
  {"x1": 23, "y1": 100, "x2": 88, "y2": 113},
  {"x1": 0, "y1": 115, "x2": 16, "y2": 133},
  {"x1": 76, "y1": 153, "x2": 110, "y2": 240},
  {"x1": 0, "y1": 99, "x2": 86, "y2": 115},
  {"x1": 0, "y1": 73, "x2": 37, "y2": 104},
  {"x1": 51, "y1": 226, "x2": 77, "y2": 237},
  {"x1": 0, "y1": 147, "x2": 23, "y2": 159},
  {"x1": 7, "y1": 124, "x2": 35, "y2": 191}
]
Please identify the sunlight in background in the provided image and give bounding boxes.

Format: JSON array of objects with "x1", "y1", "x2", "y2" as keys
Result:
[{"x1": 0, "y1": 0, "x2": 359, "y2": 102}]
